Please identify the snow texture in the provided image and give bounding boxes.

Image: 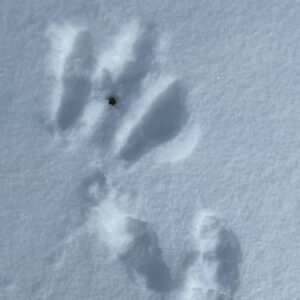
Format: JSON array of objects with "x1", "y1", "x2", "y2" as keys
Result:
[{"x1": 1, "y1": 1, "x2": 300, "y2": 300}]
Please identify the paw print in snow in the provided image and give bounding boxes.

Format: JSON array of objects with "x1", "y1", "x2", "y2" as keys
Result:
[
  {"x1": 43, "y1": 20, "x2": 240, "y2": 300},
  {"x1": 47, "y1": 21, "x2": 194, "y2": 165}
]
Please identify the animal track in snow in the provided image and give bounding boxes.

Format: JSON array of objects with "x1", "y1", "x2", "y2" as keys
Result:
[
  {"x1": 181, "y1": 212, "x2": 241, "y2": 300},
  {"x1": 120, "y1": 80, "x2": 187, "y2": 162},
  {"x1": 44, "y1": 21, "x2": 240, "y2": 299},
  {"x1": 47, "y1": 21, "x2": 195, "y2": 163},
  {"x1": 91, "y1": 195, "x2": 172, "y2": 294},
  {"x1": 47, "y1": 25, "x2": 94, "y2": 132},
  {"x1": 56, "y1": 30, "x2": 94, "y2": 131},
  {"x1": 119, "y1": 217, "x2": 172, "y2": 293}
]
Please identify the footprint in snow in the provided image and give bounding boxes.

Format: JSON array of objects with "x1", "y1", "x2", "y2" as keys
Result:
[
  {"x1": 180, "y1": 212, "x2": 242, "y2": 300},
  {"x1": 47, "y1": 21, "x2": 193, "y2": 164},
  {"x1": 43, "y1": 21, "x2": 240, "y2": 300}
]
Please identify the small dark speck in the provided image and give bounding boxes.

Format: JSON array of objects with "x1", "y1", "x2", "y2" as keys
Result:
[{"x1": 108, "y1": 96, "x2": 117, "y2": 106}]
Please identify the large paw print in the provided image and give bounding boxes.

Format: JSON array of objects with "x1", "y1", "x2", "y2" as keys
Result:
[
  {"x1": 41, "y1": 21, "x2": 241, "y2": 300},
  {"x1": 46, "y1": 21, "x2": 194, "y2": 166}
]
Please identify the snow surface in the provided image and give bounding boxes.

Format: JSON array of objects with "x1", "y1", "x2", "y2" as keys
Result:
[{"x1": 1, "y1": 0, "x2": 300, "y2": 299}]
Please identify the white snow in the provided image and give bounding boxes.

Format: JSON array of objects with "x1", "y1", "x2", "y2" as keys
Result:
[{"x1": 1, "y1": 1, "x2": 300, "y2": 299}]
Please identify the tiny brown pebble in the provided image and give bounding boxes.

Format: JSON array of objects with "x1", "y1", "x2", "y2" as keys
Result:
[{"x1": 108, "y1": 96, "x2": 117, "y2": 106}]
